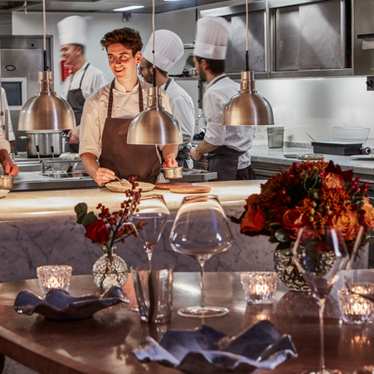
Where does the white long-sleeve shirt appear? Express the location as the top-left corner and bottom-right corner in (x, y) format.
(203, 74), (255, 169)
(162, 79), (195, 143)
(62, 63), (106, 100)
(0, 87), (14, 152)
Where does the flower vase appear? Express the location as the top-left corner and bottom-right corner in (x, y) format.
(273, 245), (335, 292)
(92, 246), (129, 291)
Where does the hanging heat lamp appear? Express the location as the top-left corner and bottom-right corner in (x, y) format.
(127, 0), (182, 145)
(18, 0), (76, 132)
(223, 0), (274, 126)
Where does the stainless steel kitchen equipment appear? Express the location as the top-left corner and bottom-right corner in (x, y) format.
(0, 35), (53, 152)
(162, 166), (183, 180)
(26, 132), (69, 158)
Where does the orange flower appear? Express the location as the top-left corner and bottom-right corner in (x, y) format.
(362, 198), (374, 229)
(332, 209), (360, 241)
(323, 172), (344, 190)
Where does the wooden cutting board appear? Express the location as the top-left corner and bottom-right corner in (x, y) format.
(169, 185), (211, 194)
(155, 182), (193, 190)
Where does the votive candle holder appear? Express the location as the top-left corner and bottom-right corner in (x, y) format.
(338, 284), (374, 325)
(240, 272), (278, 304)
(36, 265), (72, 295)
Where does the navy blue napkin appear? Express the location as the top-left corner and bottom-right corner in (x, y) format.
(133, 320), (297, 373)
(14, 286), (126, 321)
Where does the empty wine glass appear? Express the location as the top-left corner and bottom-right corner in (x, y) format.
(170, 195), (233, 318)
(292, 226), (349, 374)
(132, 195), (170, 269)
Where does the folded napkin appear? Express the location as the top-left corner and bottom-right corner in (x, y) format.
(14, 286), (126, 321)
(133, 320), (297, 373)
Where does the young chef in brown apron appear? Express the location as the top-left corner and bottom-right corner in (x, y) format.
(79, 27), (178, 186)
(191, 17), (255, 181)
(58, 16), (106, 146)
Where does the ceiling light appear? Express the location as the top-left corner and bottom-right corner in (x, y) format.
(18, 0), (75, 132)
(223, 0), (274, 126)
(127, 0), (182, 145)
(113, 5), (144, 11)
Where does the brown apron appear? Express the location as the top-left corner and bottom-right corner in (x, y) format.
(206, 75), (245, 181)
(99, 80), (161, 183)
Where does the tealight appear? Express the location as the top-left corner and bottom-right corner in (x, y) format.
(37, 265), (72, 295)
(338, 285), (374, 325)
(240, 272), (278, 304)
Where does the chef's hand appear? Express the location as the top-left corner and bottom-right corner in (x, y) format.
(94, 167), (116, 186)
(2, 158), (19, 176)
(190, 147), (201, 161)
(68, 128), (79, 144)
(163, 155), (178, 168)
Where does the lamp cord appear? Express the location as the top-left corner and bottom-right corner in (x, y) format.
(245, 0), (249, 71)
(42, 0), (48, 70)
(152, 0), (158, 107)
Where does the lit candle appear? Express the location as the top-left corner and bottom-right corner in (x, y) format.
(241, 272), (277, 304)
(338, 287), (374, 325)
(37, 265), (72, 295)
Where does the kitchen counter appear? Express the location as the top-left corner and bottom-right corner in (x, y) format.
(251, 146), (374, 182)
(0, 180), (256, 220)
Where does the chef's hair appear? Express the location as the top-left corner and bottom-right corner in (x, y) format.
(142, 58), (168, 77)
(101, 27), (143, 56)
(194, 56), (225, 75)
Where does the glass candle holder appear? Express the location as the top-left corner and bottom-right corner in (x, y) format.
(37, 265), (72, 295)
(338, 285), (374, 325)
(240, 272), (278, 304)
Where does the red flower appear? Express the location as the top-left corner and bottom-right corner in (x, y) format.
(85, 219), (109, 245)
(240, 203), (266, 234)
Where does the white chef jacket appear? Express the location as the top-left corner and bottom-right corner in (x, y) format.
(79, 79), (171, 158)
(62, 63), (106, 99)
(203, 74), (255, 170)
(162, 79), (195, 143)
(0, 87), (14, 152)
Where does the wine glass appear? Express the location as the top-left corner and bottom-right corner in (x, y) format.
(292, 226), (349, 374)
(132, 195), (170, 269)
(170, 195), (233, 318)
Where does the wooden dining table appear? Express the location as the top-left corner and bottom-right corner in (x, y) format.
(0, 273), (372, 374)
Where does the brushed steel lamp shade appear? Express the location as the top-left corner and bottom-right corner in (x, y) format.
(223, 71), (274, 126)
(18, 71), (76, 132)
(127, 87), (182, 145)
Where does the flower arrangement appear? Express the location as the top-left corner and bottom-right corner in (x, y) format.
(238, 161), (374, 251)
(74, 178), (144, 255)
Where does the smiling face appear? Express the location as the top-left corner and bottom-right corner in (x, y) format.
(107, 43), (142, 81)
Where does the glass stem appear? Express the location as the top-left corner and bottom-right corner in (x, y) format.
(318, 298), (326, 372)
(198, 258), (206, 309)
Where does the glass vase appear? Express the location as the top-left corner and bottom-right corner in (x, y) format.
(92, 246), (129, 291)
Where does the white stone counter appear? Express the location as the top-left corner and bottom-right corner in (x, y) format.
(0, 180), (261, 221)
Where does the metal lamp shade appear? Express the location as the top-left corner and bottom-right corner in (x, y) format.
(127, 87), (182, 145)
(18, 71), (76, 132)
(224, 71), (274, 126)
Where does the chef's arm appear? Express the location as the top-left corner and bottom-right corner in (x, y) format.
(161, 144), (178, 167)
(191, 140), (218, 160)
(81, 152), (115, 186)
(0, 149), (19, 176)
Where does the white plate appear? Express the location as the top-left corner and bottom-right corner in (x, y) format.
(0, 189), (9, 198)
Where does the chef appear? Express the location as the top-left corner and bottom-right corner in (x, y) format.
(191, 17), (255, 181)
(79, 27), (178, 186)
(0, 111), (18, 176)
(58, 15), (106, 145)
(140, 30), (195, 149)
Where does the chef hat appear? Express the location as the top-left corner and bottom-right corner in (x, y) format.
(142, 30), (184, 73)
(58, 16), (87, 47)
(193, 17), (230, 60)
